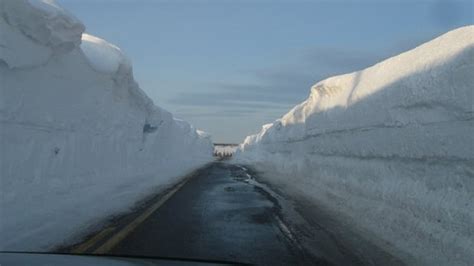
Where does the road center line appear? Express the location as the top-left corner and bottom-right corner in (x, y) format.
(71, 227), (116, 253)
(91, 177), (192, 254)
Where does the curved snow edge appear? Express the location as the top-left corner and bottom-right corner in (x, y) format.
(80, 33), (132, 74)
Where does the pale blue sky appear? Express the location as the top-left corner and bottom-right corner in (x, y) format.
(60, 0), (473, 143)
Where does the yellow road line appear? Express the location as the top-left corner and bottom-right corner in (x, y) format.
(93, 179), (190, 254)
(71, 227), (116, 253)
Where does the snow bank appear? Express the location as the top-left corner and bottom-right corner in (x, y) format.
(0, 0), (213, 251)
(236, 26), (474, 265)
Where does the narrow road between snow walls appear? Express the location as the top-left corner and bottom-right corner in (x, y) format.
(59, 162), (402, 266)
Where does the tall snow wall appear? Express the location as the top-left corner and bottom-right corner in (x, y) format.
(0, 0), (213, 250)
(237, 26), (474, 265)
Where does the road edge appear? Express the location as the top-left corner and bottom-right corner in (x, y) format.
(58, 163), (213, 254)
(92, 178), (191, 254)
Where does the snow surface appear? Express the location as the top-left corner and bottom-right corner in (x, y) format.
(81, 33), (131, 74)
(0, 0), (213, 251)
(236, 26), (474, 265)
(0, 0), (84, 68)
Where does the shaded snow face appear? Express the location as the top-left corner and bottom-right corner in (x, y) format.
(0, 0), (84, 68)
(236, 26), (474, 265)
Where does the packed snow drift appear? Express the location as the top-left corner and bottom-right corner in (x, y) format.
(236, 26), (474, 265)
(0, 0), (213, 251)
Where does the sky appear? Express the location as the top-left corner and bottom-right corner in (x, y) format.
(59, 0), (473, 143)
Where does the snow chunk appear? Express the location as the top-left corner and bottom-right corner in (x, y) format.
(2, 0), (84, 49)
(0, 17), (52, 68)
(81, 33), (131, 74)
(0, 0), (84, 68)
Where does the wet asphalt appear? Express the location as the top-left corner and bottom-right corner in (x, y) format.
(110, 162), (324, 265)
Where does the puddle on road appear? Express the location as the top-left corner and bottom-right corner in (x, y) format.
(230, 165), (254, 183)
(227, 163), (322, 264)
(224, 186), (235, 192)
(230, 164), (306, 227)
(250, 211), (272, 224)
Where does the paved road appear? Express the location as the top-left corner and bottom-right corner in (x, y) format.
(62, 161), (402, 265)
(109, 162), (329, 265)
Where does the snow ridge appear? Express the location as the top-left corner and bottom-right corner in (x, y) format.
(237, 26), (474, 265)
